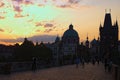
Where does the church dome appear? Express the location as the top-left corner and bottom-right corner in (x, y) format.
(55, 36), (60, 43)
(62, 24), (79, 38)
(91, 38), (99, 47)
(91, 38), (97, 45)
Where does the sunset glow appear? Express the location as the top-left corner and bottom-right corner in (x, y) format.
(0, 0), (120, 45)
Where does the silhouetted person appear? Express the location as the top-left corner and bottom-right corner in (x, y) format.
(108, 60), (112, 73)
(81, 58), (85, 68)
(96, 58), (99, 65)
(75, 57), (80, 68)
(104, 59), (108, 72)
(32, 57), (37, 71)
(92, 58), (95, 65)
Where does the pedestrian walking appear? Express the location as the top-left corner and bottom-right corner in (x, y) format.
(108, 60), (112, 73)
(104, 59), (108, 72)
(92, 58), (95, 65)
(81, 58), (85, 68)
(75, 57), (80, 68)
(32, 57), (37, 71)
(97, 58), (100, 65)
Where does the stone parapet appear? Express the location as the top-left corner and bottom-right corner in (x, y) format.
(112, 64), (120, 80)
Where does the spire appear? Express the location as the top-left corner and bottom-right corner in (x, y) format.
(99, 22), (102, 28)
(36, 41), (38, 46)
(115, 19), (118, 27)
(98, 37), (100, 41)
(55, 35), (60, 43)
(103, 12), (112, 29)
(24, 37), (28, 41)
(94, 36), (95, 39)
(86, 33), (88, 40)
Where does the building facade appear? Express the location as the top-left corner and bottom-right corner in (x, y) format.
(61, 24), (80, 64)
(99, 12), (119, 60)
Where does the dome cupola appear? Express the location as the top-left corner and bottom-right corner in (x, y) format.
(62, 24), (79, 44)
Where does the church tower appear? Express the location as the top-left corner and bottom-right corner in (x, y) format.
(85, 35), (89, 48)
(99, 11), (119, 60)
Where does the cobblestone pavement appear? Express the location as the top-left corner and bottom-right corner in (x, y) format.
(0, 62), (113, 80)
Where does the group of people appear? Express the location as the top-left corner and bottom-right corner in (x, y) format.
(75, 57), (113, 73)
(104, 59), (112, 72)
(75, 56), (100, 68)
(75, 57), (85, 68)
(32, 56), (113, 73)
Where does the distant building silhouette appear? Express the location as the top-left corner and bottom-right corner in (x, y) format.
(90, 38), (99, 58)
(61, 24), (79, 64)
(85, 36), (89, 48)
(21, 38), (34, 47)
(99, 12), (119, 60)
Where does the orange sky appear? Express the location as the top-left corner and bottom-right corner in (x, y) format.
(0, 0), (120, 45)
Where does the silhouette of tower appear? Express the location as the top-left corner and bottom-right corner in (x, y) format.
(55, 35), (60, 43)
(99, 12), (119, 60)
(85, 35), (89, 48)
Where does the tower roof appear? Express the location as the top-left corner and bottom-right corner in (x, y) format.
(55, 35), (60, 43)
(103, 13), (112, 29)
(115, 20), (118, 27)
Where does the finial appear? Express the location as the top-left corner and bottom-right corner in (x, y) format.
(98, 37), (100, 41)
(105, 9), (111, 13)
(116, 16), (118, 22)
(115, 17), (118, 27)
(87, 33), (88, 40)
(100, 21), (101, 25)
(94, 36), (95, 39)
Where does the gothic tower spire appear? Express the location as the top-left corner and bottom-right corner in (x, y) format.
(103, 12), (112, 29)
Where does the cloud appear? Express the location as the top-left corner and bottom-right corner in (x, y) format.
(14, 13), (24, 18)
(52, 0), (81, 8)
(14, 13), (29, 18)
(12, 0), (23, 2)
(38, 4), (45, 7)
(13, 6), (22, 12)
(0, 38), (23, 43)
(0, 2), (5, 8)
(0, 28), (4, 32)
(44, 23), (54, 27)
(28, 35), (57, 43)
(57, 4), (71, 8)
(44, 23), (54, 33)
(35, 22), (54, 27)
(44, 29), (52, 33)
(0, 16), (5, 19)
(24, 0), (33, 5)
(68, 0), (80, 4)
(35, 22), (43, 27)
(52, 0), (94, 9)
(36, 29), (40, 32)
(12, 0), (33, 5)
(0, 35), (57, 44)
(28, 19), (33, 22)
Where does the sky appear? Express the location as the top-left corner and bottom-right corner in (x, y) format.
(0, 0), (120, 45)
